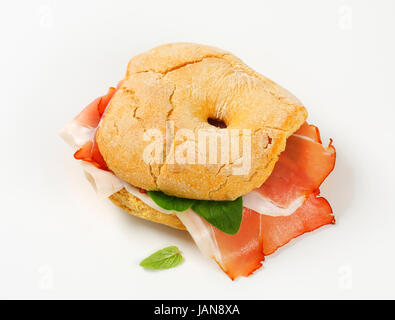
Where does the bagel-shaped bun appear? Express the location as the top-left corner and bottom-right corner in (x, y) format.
(110, 189), (186, 230)
(97, 43), (307, 200)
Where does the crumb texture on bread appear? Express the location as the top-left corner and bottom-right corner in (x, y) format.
(110, 188), (186, 230)
(97, 43), (307, 200)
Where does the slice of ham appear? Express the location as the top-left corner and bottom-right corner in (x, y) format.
(75, 87), (116, 128)
(74, 138), (108, 170)
(213, 208), (265, 279)
(63, 87), (116, 170)
(254, 122), (335, 209)
(179, 123), (336, 279)
(261, 190), (334, 255)
(60, 87), (116, 151)
(177, 207), (264, 280)
(180, 191), (334, 280)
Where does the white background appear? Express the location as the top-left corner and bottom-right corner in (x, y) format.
(0, 0), (394, 299)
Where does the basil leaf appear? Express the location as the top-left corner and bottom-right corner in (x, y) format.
(147, 190), (243, 235)
(140, 246), (183, 270)
(147, 191), (195, 212)
(191, 197), (243, 235)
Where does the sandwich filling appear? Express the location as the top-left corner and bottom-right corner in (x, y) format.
(60, 87), (336, 279)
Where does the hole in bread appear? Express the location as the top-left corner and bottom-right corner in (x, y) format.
(207, 117), (227, 128)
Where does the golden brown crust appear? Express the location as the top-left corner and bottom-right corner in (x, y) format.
(109, 188), (186, 230)
(97, 43), (307, 200)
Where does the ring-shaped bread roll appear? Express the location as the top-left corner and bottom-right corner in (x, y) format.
(97, 43), (307, 200)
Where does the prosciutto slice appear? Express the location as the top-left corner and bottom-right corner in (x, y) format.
(261, 190), (334, 255)
(178, 208), (265, 280)
(74, 138), (108, 170)
(60, 87), (116, 170)
(254, 122), (335, 209)
(179, 191), (334, 280)
(179, 123), (336, 279)
(75, 87), (116, 128)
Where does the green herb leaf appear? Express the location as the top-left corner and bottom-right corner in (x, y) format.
(191, 197), (243, 235)
(147, 190), (243, 235)
(147, 191), (195, 212)
(139, 246), (184, 270)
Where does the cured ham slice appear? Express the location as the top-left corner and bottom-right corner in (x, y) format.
(254, 122), (335, 209)
(74, 138), (108, 170)
(179, 123), (336, 279)
(179, 191), (333, 280)
(177, 208), (264, 280)
(80, 162), (125, 199)
(261, 190), (334, 255)
(213, 208), (265, 279)
(75, 87), (116, 128)
(60, 87), (116, 170)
